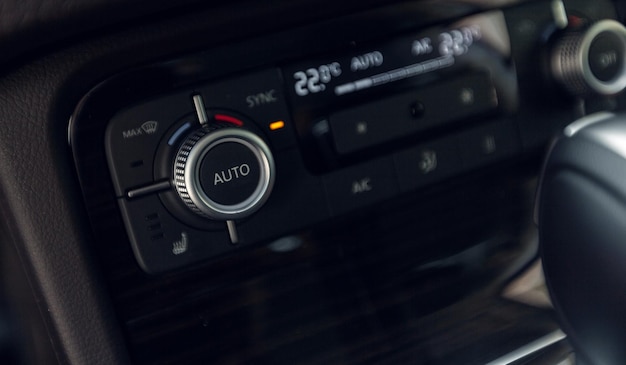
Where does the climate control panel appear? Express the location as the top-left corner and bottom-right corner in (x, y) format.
(71, 0), (626, 273)
(104, 69), (307, 272)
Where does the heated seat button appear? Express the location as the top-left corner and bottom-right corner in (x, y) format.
(323, 157), (399, 216)
(117, 194), (232, 274)
(199, 142), (261, 206)
(394, 138), (461, 192)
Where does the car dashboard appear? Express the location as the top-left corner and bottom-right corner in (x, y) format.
(0, 0), (623, 364)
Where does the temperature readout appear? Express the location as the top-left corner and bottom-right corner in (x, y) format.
(293, 62), (342, 96)
(437, 25), (481, 57)
(288, 18), (487, 98)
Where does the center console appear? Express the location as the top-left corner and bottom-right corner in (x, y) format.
(68, 0), (626, 363)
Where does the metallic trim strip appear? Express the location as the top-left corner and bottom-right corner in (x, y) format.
(193, 94), (209, 126)
(127, 180), (172, 199)
(551, 0), (568, 29)
(226, 220), (239, 244)
(485, 330), (566, 365)
(564, 111), (614, 137)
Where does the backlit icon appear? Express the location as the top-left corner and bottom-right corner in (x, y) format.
(459, 88), (475, 105)
(141, 121), (159, 134)
(172, 232), (189, 255)
(418, 150), (438, 174)
(352, 178), (372, 194)
(482, 135), (496, 154)
(598, 51), (618, 68)
(356, 121), (368, 135)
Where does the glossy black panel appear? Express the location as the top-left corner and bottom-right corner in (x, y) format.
(66, 0), (622, 363)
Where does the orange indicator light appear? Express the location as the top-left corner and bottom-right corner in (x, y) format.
(269, 120), (285, 131)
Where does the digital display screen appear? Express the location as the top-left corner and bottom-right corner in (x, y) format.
(284, 10), (512, 106)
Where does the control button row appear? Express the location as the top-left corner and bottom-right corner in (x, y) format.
(120, 119), (519, 273)
(328, 72), (499, 155)
(322, 120), (520, 216)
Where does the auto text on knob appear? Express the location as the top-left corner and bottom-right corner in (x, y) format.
(214, 164), (251, 185)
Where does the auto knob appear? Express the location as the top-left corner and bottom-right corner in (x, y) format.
(173, 125), (275, 221)
(551, 19), (626, 96)
(537, 112), (626, 365)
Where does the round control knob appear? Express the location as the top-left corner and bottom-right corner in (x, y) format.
(173, 126), (275, 220)
(551, 19), (626, 96)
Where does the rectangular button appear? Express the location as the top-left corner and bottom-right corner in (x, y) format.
(199, 68), (298, 151)
(394, 137), (461, 192)
(323, 157), (399, 216)
(118, 195), (232, 274)
(329, 72), (498, 155)
(458, 119), (521, 169)
(238, 150), (330, 240)
(106, 94), (191, 197)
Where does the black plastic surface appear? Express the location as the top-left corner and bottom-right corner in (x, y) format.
(458, 119), (521, 169)
(85, 5), (530, 274)
(0, 0), (448, 363)
(323, 156), (399, 216)
(106, 94), (190, 197)
(119, 194), (233, 273)
(539, 113), (626, 365)
(0, 0), (618, 364)
(329, 73), (499, 155)
(394, 137), (461, 192)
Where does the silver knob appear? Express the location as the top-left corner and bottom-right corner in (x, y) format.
(173, 127), (275, 220)
(551, 19), (626, 96)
